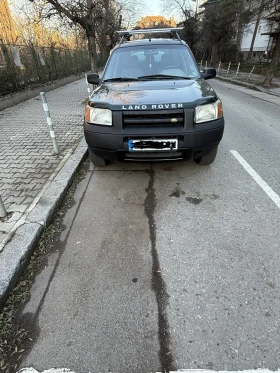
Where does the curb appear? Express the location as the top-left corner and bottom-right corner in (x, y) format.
(216, 75), (263, 92)
(0, 73), (86, 111)
(17, 369), (280, 373)
(0, 137), (88, 309)
(215, 76), (280, 97)
(0, 69), (105, 112)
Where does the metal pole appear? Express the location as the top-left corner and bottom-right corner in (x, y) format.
(205, 60), (208, 68)
(0, 196), (7, 218)
(247, 65), (255, 82)
(85, 73), (91, 98)
(235, 62), (240, 78)
(40, 92), (59, 154)
(226, 61), (231, 77)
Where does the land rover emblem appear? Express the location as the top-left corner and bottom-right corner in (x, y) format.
(121, 103), (183, 110)
(170, 118), (178, 123)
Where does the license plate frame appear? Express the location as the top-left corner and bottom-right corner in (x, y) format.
(128, 139), (178, 152)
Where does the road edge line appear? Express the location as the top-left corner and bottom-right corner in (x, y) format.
(230, 150), (280, 209)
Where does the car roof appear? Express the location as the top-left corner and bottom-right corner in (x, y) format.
(112, 38), (188, 52)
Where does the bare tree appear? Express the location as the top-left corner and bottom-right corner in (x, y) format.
(200, 0), (239, 66)
(28, 0), (143, 71)
(162, 0), (279, 84)
(246, 0), (280, 86)
(160, 0), (203, 56)
(179, 9), (202, 53)
(247, 0), (265, 61)
(235, 0), (253, 62)
(0, 0), (19, 43)
(160, 0), (193, 19)
(162, 0), (247, 64)
(262, 0), (280, 86)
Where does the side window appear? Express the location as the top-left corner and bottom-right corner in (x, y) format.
(183, 52), (198, 77)
(114, 53), (125, 76)
(105, 52), (119, 78)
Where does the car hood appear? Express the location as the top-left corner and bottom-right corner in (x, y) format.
(89, 78), (218, 110)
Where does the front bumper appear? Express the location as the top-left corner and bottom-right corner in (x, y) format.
(84, 117), (224, 162)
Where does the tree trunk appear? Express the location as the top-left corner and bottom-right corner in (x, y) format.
(263, 33), (280, 87)
(211, 43), (218, 67)
(86, 0), (98, 72)
(247, 0), (264, 61)
(236, 1), (245, 62)
(236, 26), (242, 62)
(87, 34), (98, 71)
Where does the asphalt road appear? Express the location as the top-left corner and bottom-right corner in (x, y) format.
(20, 80), (280, 373)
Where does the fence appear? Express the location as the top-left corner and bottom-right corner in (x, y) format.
(199, 60), (280, 78)
(0, 44), (107, 97)
(217, 62), (279, 77)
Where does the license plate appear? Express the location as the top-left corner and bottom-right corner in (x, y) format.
(128, 139), (178, 152)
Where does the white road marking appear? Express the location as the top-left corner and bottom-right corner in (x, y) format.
(230, 150), (280, 209)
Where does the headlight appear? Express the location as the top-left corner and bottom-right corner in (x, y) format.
(195, 99), (223, 123)
(85, 106), (112, 126)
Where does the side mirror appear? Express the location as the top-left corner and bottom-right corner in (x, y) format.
(87, 73), (100, 85)
(200, 67), (216, 80)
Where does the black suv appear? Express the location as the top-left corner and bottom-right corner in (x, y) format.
(84, 28), (224, 166)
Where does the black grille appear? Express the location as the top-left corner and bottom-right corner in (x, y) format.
(123, 109), (184, 128)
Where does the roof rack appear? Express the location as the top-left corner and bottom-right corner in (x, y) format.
(116, 27), (184, 43)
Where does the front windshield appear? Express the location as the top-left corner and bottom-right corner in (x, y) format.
(103, 44), (200, 81)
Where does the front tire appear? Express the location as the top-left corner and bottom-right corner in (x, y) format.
(88, 148), (107, 167)
(195, 146), (218, 165)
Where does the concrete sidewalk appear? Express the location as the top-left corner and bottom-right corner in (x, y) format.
(216, 68), (280, 96)
(0, 77), (89, 306)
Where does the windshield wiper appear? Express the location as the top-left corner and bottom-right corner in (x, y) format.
(103, 75), (195, 82)
(103, 77), (140, 82)
(138, 74), (194, 80)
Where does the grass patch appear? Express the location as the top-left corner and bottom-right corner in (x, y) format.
(0, 158), (89, 373)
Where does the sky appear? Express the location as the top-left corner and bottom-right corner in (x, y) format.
(145, 0), (164, 15)
(142, 0), (193, 22)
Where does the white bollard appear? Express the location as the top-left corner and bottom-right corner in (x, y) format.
(235, 62), (240, 78)
(226, 61), (231, 76)
(85, 73), (91, 99)
(40, 92), (59, 154)
(217, 61), (221, 74)
(247, 66), (255, 81)
(0, 196), (7, 218)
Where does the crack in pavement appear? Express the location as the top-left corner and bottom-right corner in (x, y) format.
(144, 166), (176, 373)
